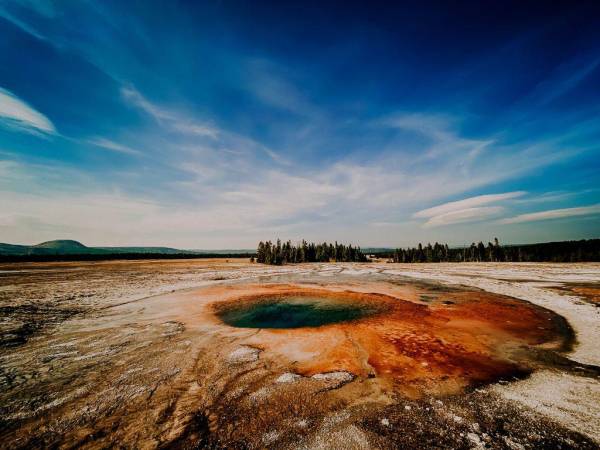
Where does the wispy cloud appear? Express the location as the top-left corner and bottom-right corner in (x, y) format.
(0, 160), (22, 179)
(500, 204), (600, 224)
(2, 104), (591, 246)
(0, 87), (56, 135)
(171, 122), (219, 138)
(120, 84), (296, 170)
(245, 59), (318, 117)
(529, 55), (600, 106)
(87, 137), (142, 156)
(263, 148), (291, 166)
(0, 7), (48, 40)
(413, 192), (526, 218)
(413, 192), (526, 229)
(121, 86), (172, 121)
(383, 113), (494, 163)
(512, 190), (581, 205)
(121, 86), (219, 138)
(384, 113), (457, 141)
(422, 206), (504, 228)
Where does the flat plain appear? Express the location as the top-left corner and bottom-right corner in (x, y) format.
(1, 260), (599, 449)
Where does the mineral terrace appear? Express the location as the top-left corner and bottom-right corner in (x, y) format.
(0, 260), (599, 449)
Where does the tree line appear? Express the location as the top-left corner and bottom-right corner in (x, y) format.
(390, 238), (502, 263)
(254, 238), (600, 264)
(388, 238), (600, 263)
(256, 240), (368, 265)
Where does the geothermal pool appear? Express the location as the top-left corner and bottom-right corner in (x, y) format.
(216, 294), (381, 328)
(208, 283), (577, 402)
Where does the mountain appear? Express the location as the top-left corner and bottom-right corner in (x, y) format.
(0, 240), (191, 256)
(0, 240), (103, 256)
(33, 240), (90, 252)
(0, 243), (31, 256)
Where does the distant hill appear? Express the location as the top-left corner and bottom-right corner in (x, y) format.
(34, 239), (87, 250)
(0, 240), (190, 256)
(0, 243), (28, 255)
(34, 240), (95, 252)
(0, 240), (104, 256)
(0, 240), (254, 260)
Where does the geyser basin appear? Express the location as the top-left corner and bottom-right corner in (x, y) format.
(217, 295), (380, 328)
(210, 285), (573, 397)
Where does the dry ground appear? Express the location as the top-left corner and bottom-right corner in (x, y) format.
(0, 260), (599, 449)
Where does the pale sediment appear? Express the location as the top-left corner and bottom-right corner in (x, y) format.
(0, 260), (598, 448)
(382, 262), (600, 443)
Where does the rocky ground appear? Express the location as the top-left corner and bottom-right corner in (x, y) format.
(0, 260), (598, 449)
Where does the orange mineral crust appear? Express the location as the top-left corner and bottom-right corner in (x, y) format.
(554, 284), (600, 306)
(206, 283), (569, 397)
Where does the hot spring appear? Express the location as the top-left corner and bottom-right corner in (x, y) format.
(216, 294), (381, 329)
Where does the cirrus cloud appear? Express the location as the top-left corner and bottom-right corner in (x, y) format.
(500, 204), (600, 224)
(413, 191), (526, 228)
(413, 191), (526, 219)
(422, 206), (504, 228)
(121, 86), (219, 139)
(87, 137), (142, 156)
(0, 87), (56, 135)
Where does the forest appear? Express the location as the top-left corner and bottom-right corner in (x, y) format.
(388, 238), (600, 263)
(256, 238), (600, 264)
(256, 240), (367, 265)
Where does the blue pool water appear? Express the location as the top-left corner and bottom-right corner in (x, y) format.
(217, 296), (378, 329)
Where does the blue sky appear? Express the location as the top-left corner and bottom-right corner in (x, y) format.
(0, 0), (599, 248)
